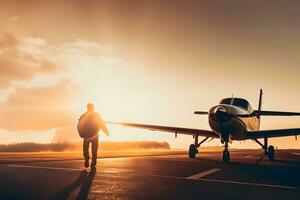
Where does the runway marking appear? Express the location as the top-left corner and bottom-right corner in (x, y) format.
(291, 153), (300, 156)
(245, 153), (262, 158)
(8, 164), (83, 171)
(150, 175), (298, 190)
(8, 164), (120, 173)
(198, 178), (298, 190)
(187, 168), (220, 180)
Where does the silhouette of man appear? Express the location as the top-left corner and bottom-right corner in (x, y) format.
(77, 103), (109, 170)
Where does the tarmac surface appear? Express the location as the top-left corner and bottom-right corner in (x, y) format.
(0, 149), (300, 200)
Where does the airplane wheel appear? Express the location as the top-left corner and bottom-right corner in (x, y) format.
(268, 145), (275, 161)
(222, 150), (230, 162)
(189, 144), (197, 158)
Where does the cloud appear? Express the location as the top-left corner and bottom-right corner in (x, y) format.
(0, 34), (62, 89)
(10, 16), (20, 21)
(56, 39), (120, 67)
(52, 127), (80, 143)
(0, 80), (80, 131)
(0, 34), (120, 137)
(0, 128), (54, 144)
(0, 34), (120, 92)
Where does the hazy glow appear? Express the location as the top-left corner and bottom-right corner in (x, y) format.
(1, 1), (300, 149)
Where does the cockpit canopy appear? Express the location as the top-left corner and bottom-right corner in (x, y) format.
(220, 98), (253, 112)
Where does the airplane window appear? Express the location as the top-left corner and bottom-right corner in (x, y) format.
(220, 98), (231, 105)
(220, 98), (250, 110)
(233, 99), (249, 110)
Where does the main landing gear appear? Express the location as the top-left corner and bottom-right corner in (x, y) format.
(188, 135), (210, 158)
(189, 144), (198, 158)
(253, 137), (275, 161)
(267, 145), (275, 161)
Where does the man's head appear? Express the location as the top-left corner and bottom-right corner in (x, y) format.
(87, 103), (94, 112)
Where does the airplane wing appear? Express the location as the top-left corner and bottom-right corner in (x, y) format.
(107, 122), (219, 138)
(255, 110), (300, 116)
(247, 128), (300, 139)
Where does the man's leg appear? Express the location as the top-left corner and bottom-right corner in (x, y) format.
(83, 139), (90, 168)
(91, 135), (99, 169)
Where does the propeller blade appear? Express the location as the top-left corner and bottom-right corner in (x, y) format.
(194, 111), (208, 115)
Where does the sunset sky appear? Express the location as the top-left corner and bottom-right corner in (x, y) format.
(1, 0), (300, 149)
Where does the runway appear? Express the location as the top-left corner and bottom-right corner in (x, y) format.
(0, 149), (300, 200)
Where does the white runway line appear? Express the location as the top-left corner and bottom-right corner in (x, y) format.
(199, 178), (298, 190)
(245, 153), (263, 158)
(8, 164), (83, 171)
(291, 153), (300, 156)
(187, 168), (220, 180)
(150, 175), (298, 190)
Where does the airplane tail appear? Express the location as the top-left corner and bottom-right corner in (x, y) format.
(255, 89), (300, 118)
(258, 89), (263, 128)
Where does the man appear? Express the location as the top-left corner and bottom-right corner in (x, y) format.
(77, 103), (109, 170)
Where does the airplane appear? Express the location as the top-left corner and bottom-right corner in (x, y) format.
(108, 90), (300, 162)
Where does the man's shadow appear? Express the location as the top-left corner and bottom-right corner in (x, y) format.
(51, 169), (96, 200)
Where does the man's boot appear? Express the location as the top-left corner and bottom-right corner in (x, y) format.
(84, 159), (89, 168)
(91, 157), (97, 170)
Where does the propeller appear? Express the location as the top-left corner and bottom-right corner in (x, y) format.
(194, 111), (208, 115)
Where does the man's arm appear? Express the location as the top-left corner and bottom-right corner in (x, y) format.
(96, 114), (110, 136)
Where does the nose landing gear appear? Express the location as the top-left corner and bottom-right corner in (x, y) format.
(221, 132), (231, 162)
(222, 141), (230, 162)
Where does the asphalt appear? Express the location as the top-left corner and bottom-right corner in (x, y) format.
(0, 149), (300, 200)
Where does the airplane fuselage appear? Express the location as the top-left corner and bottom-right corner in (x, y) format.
(208, 99), (260, 141)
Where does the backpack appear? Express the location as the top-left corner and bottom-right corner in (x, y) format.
(77, 112), (101, 138)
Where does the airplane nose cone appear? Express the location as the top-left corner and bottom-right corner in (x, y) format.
(213, 106), (230, 122)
